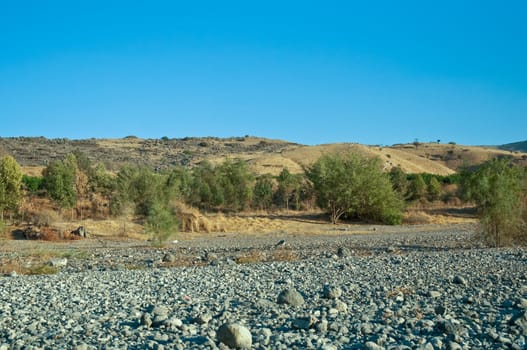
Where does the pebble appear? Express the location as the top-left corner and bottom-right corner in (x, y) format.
(0, 228), (525, 349)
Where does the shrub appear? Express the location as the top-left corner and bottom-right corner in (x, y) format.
(145, 202), (178, 245)
(306, 153), (404, 224)
(22, 175), (43, 195)
(460, 158), (526, 246)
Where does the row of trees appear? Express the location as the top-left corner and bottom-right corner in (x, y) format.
(3, 152), (459, 226)
(1, 151), (525, 246)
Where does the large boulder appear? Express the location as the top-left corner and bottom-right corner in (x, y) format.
(277, 288), (305, 307)
(217, 323), (252, 349)
(71, 226), (88, 238)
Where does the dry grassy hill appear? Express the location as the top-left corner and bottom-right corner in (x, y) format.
(1, 136), (526, 177)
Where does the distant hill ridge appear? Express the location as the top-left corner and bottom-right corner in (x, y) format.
(499, 140), (527, 153)
(0, 136), (525, 176)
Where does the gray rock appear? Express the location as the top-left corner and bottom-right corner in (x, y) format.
(435, 304), (446, 316)
(428, 290), (441, 298)
(337, 246), (350, 258)
(364, 341), (383, 350)
(217, 323), (252, 349)
(323, 284), (342, 299)
(71, 226), (88, 238)
(49, 258), (68, 267)
(195, 313), (213, 324)
(452, 275), (467, 286)
(141, 313), (152, 328)
(277, 288), (305, 307)
(510, 310), (527, 335)
(292, 315), (317, 330)
(162, 253), (176, 263)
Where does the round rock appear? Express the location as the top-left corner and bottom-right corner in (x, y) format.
(217, 323), (252, 349)
(323, 284), (342, 299)
(277, 288), (305, 307)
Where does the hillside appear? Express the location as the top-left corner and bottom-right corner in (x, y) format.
(1, 136), (526, 176)
(499, 140), (527, 153)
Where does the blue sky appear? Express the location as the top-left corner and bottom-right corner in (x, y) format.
(1, 1), (525, 146)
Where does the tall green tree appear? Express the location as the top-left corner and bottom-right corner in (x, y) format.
(276, 168), (302, 210)
(215, 159), (254, 211)
(460, 158), (526, 246)
(389, 166), (409, 198)
(306, 153), (404, 224)
(112, 165), (166, 216)
(427, 176), (442, 201)
(42, 155), (77, 210)
(408, 174), (427, 202)
(0, 156), (23, 220)
(253, 174), (275, 210)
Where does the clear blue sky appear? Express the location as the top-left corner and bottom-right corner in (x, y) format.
(1, 1), (525, 146)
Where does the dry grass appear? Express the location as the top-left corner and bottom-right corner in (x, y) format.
(234, 248), (298, 264)
(235, 250), (266, 264)
(271, 248), (298, 262)
(0, 247), (88, 275)
(21, 166), (45, 176)
(173, 202), (225, 233)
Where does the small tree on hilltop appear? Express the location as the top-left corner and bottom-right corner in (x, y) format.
(306, 153), (404, 224)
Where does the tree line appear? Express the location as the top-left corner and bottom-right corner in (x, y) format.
(0, 151), (525, 246)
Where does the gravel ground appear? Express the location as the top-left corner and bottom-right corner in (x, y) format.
(1, 224), (527, 349)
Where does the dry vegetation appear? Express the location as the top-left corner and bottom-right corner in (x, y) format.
(2, 136), (523, 247)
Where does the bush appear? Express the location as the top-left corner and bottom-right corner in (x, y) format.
(460, 158), (526, 246)
(145, 202), (178, 245)
(306, 153), (404, 224)
(22, 175), (43, 195)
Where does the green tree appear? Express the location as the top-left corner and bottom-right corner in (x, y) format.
(112, 166), (166, 216)
(22, 175), (43, 195)
(427, 176), (442, 201)
(306, 153), (404, 224)
(460, 158), (526, 246)
(42, 156), (77, 210)
(145, 201), (178, 245)
(389, 166), (409, 198)
(0, 156), (23, 220)
(276, 168), (302, 210)
(408, 174), (427, 202)
(253, 174), (275, 210)
(215, 159), (254, 211)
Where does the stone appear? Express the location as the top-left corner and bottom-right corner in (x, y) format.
(323, 284), (342, 299)
(435, 304), (446, 316)
(292, 315), (317, 330)
(162, 253), (176, 263)
(453, 275), (467, 286)
(277, 288), (305, 307)
(195, 313), (213, 324)
(334, 300), (348, 313)
(364, 341), (383, 350)
(509, 310), (527, 335)
(71, 226), (88, 238)
(141, 313), (152, 328)
(217, 323), (252, 349)
(49, 258), (68, 267)
(447, 341), (462, 350)
(428, 290), (441, 298)
(337, 246), (350, 258)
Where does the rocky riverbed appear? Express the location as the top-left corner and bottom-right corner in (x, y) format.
(1, 224), (527, 349)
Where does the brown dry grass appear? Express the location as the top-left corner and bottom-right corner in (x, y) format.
(21, 166), (45, 176)
(234, 248), (298, 264)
